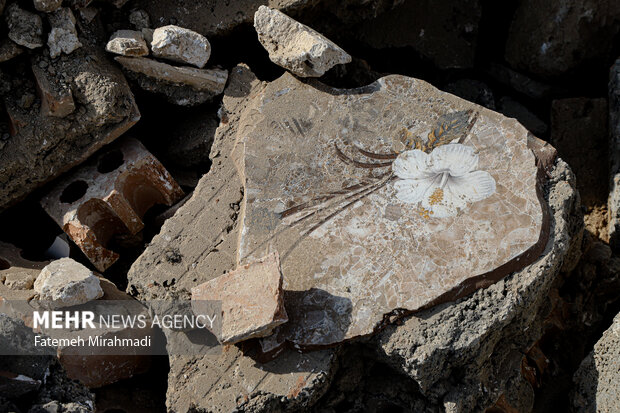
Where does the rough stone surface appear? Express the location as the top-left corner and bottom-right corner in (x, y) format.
(610, 58), (620, 250)
(6, 3), (44, 49)
(33, 0), (63, 12)
(32, 64), (75, 118)
(105, 30), (149, 57)
(40, 138), (184, 272)
(34, 258), (104, 308)
(0, 314), (95, 411)
(0, 44), (140, 212)
(115, 56), (228, 106)
(151, 25), (211, 68)
(129, 65), (338, 412)
(551, 97), (609, 208)
(370, 157), (582, 412)
(353, 0), (481, 69)
(0, 39), (23, 63)
(505, 0), (620, 77)
(55, 278), (152, 388)
(254, 6), (351, 77)
(233, 72), (548, 348)
(1, 268), (152, 389)
(47, 7), (82, 59)
(0, 241), (48, 292)
(192, 252), (288, 344)
(572, 311), (620, 412)
(129, 9), (150, 30)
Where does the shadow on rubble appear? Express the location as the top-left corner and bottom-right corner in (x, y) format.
(240, 288), (353, 371)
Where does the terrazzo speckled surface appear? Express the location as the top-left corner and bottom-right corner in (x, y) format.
(232, 73), (547, 349)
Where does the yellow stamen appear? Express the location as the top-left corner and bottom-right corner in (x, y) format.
(428, 188), (444, 205)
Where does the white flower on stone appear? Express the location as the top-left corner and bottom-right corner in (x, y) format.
(392, 143), (496, 218)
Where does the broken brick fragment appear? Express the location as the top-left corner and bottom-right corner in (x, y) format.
(40, 138), (184, 272)
(191, 252), (288, 344)
(32, 64), (75, 118)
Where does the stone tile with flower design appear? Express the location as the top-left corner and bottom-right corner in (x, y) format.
(232, 72), (550, 350)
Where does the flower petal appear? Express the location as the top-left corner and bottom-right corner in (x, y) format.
(394, 179), (430, 204)
(447, 171), (497, 203)
(393, 150), (432, 179)
(420, 179), (466, 218)
(428, 144), (478, 176)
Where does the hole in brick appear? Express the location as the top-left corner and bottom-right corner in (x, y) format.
(0, 258), (10, 270)
(97, 149), (124, 174)
(60, 180), (88, 203)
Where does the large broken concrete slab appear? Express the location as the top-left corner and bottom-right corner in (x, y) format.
(370, 157), (582, 412)
(572, 311), (620, 413)
(0, 43), (140, 212)
(232, 72), (549, 349)
(128, 65), (338, 411)
(115, 56), (227, 106)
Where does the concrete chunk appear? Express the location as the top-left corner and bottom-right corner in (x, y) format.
(151, 25), (211, 68)
(106, 30), (149, 57)
(47, 7), (82, 58)
(254, 6), (351, 77)
(33, 0), (62, 13)
(5, 3), (44, 49)
(0, 43), (140, 212)
(34, 258), (104, 309)
(572, 311), (620, 412)
(32, 64), (75, 118)
(192, 252), (288, 344)
(114, 56), (227, 106)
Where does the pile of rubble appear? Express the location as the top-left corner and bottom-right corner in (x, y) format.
(0, 1), (619, 413)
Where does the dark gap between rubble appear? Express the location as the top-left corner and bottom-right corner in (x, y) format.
(93, 354), (170, 413)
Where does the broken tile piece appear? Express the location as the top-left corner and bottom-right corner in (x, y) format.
(233, 72), (549, 348)
(191, 252), (288, 344)
(34, 257), (103, 309)
(5, 3), (44, 49)
(106, 30), (149, 57)
(40, 138), (184, 272)
(47, 7), (82, 58)
(254, 5), (351, 77)
(114, 56), (227, 106)
(151, 25), (211, 68)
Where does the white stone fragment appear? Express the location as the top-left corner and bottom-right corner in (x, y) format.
(151, 25), (211, 68)
(34, 258), (103, 309)
(47, 8), (82, 58)
(106, 30), (149, 57)
(253, 5), (351, 77)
